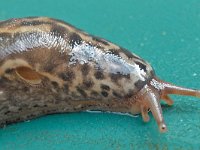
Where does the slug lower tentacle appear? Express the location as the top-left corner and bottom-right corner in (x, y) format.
(0, 17), (200, 133)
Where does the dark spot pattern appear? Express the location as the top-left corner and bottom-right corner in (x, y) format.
(101, 91), (108, 97)
(76, 86), (87, 97)
(100, 84), (110, 91)
(120, 47), (143, 60)
(69, 33), (82, 47)
(51, 24), (68, 37)
(81, 63), (90, 76)
(92, 36), (109, 45)
(94, 71), (104, 80)
(51, 81), (59, 87)
(135, 61), (147, 72)
(120, 47), (135, 58)
(112, 91), (123, 99)
(83, 80), (94, 89)
(5, 68), (14, 74)
(107, 49), (120, 57)
(134, 80), (146, 90)
(59, 71), (75, 81)
(110, 73), (130, 82)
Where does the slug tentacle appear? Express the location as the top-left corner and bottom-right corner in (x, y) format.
(136, 81), (167, 132)
(138, 77), (200, 132)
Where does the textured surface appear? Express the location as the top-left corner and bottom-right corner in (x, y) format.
(0, 0), (200, 149)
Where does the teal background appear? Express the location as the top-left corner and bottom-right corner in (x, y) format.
(0, 0), (200, 149)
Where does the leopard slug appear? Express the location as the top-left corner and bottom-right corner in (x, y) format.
(0, 17), (199, 132)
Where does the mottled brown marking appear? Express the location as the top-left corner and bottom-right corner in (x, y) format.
(83, 80), (94, 89)
(69, 32), (82, 47)
(134, 80), (146, 90)
(108, 49), (120, 57)
(58, 71), (75, 81)
(112, 91), (123, 99)
(119, 47), (142, 60)
(94, 71), (104, 80)
(5, 68), (14, 74)
(110, 73), (130, 83)
(51, 81), (59, 87)
(76, 86), (87, 97)
(101, 91), (108, 97)
(51, 24), (68, 37)
(92, 36), (109, 46)
(135, 61), (147, 72)
(81, 63), (90, 76)
(100, 84), (110, 91)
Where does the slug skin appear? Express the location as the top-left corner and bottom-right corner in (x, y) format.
(0, 17), (200, 133)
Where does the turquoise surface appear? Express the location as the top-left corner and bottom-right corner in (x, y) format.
(0, 0), (200, 149)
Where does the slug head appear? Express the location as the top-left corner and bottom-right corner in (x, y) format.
(137, 77), (200, 133)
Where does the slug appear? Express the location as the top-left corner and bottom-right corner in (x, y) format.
(0, 17), (199, 133)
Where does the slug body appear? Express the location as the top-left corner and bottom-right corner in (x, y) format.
(0, 17), (199, 132)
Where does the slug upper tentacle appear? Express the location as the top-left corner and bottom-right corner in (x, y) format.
(0, 17), (200, 133)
